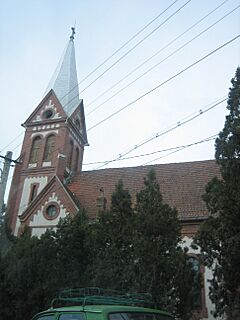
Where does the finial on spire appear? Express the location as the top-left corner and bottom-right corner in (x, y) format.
(70, 27), (75, 40)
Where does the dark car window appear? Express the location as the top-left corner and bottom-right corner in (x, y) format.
(59, 313), (85, 320)
(109, 313), (172, 320)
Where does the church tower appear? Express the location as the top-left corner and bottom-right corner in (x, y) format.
(7, 28), (88, 236)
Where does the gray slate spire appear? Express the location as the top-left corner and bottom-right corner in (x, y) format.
(45, 28), (80, 116)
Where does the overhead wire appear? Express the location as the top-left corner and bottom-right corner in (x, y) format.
(79, 0), (192, 94)
(62, 0), (237, 115)
(58, 0), (193, 112)
(4, 97), (227, 188)
(56, 0), (187, 105)
(141, 135), (217, 166)
(78, 0), (181, 85)
(87, 34), (240, 132)
(93, 96), (227, 169)
(5, 29), (235, 173)
(0, 0), (188, 154)
(2, 3), (238, 218)
(1, 31), (237, 169)
(83, 134), (218, 166)
(1, 4), (236, 170)
(6, 96), (226, 181)
(8, 132), (218, 216)
(4, 0), (236, 155)
(86, 0), (235, 115)
(0, 131), (24, 154)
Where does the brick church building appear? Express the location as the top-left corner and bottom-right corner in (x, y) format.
(7, 30), (220, 319)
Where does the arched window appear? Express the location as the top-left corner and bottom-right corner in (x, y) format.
(188, 256), (202, 308)
(68, 140), (74, 169)
(43, 134), (55, 161)
(29, 183), (39, 203)
(75, 119), (80, 129)
(74, 147), (79, 172)
(29, 136), (42, 163)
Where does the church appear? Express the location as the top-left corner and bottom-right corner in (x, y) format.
(7, 29), (220, 319)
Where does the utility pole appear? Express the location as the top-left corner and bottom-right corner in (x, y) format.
(0, 151), (13, 219)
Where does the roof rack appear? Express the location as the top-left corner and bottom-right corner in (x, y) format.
(51, 287), (153, 308)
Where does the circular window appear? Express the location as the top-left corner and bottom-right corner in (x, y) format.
(44, 109), (54, 119)
(45, 204), (59, 220)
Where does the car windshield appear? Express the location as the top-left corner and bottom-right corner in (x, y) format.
(109, 313), (172, 320)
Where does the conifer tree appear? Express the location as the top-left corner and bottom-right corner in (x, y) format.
(195, 67), (240, 319)
(92, 180), (135, 290)
(134, 169), (194, 319)
(54, 209), (91, 288)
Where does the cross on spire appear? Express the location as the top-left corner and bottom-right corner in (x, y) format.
(70, 27), (75, 40)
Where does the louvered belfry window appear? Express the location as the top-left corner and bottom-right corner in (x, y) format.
(43, 135), (55, 161)
(68, 140), (74, 169)
(29, 136), (42, 163)
(74, 147), (79, 172)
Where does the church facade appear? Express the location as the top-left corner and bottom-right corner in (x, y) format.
(7, 30), (220, 319)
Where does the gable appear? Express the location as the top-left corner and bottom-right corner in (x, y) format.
(69, 160), (221, 220)
(19, 175), (79, 236)
(68, 100), (88, 145)
(23, 90), (68, 126)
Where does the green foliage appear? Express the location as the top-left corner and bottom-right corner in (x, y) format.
(0, 174), (195, 320)
(0, 217), (15, 257)
(90, 180), (135, 290)
(134, 169), (194, 319)
(54, 209), (91, 288)
(0, 210), (91, 320)
(195, 67), (240, 319)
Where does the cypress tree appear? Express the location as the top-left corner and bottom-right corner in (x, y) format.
(134, 169), (194, 319)
(92, 180), (135, 290)
(195, 67), (240, 319)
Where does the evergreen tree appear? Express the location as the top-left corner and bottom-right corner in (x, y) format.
(1, 229), (45, 320)
(195, 67), (240, 319)
(134, 169), (194, 319)
(0, 217), (14, 257)
(54, 209), (91, 288)
(0, 210), (91, 320)
(91, 180), (135, 290)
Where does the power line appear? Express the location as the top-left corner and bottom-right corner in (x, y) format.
(0, 0), (197, 153)
(3, 8), (236, 166)
(79, 0), (192, 94)
(5, 96), (226, 185)
(9, 133), (218, 216)
(57, 0), (188, 107)
(86, 0), (234, 115)
(93, 96), (227, 169)
(2, 29), (235, 167)
(5, 1), (193, 155)
(0, 131), (24, 154)
(87, 34), (240, 132)
(6, 96), (226, 180)
(4, 95), (226, 210)
(83, 134), (217, 166)
(0, 0), (233, 154)
(141, 135), (217, 166)
(0, 2), (182, 154)
(78, 0), (181, 85)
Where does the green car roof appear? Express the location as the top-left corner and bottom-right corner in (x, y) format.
(34, 304), (172, 318)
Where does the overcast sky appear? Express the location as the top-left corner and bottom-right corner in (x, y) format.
(0, 0), (240, 196)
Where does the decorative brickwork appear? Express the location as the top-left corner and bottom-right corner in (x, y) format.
(7, 89), (87, 236)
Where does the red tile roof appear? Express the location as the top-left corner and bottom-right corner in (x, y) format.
(69, 160), (220, 220)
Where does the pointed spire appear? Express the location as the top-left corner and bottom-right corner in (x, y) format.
(45, 27), (80, 116)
